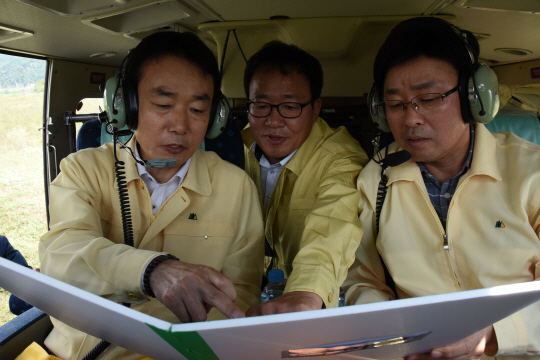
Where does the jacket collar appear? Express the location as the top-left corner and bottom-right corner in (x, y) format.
(466, 123), (502, 181)
(116, 136), (141, 189)
(386, 123), (501, 185)
(181, 149), (212, 196)
(116, 137), (212, 196)
(284, 118), (325, 176)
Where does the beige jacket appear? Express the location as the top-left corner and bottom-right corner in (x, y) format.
(39, 139), (264, 360)
(243, 118), (368, 308)
(345, 124), (540, 360)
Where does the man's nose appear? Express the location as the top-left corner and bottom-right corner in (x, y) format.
(169, 107), (188, 133)
(265, 106), (286, 127)
(402, 101), (423, 127)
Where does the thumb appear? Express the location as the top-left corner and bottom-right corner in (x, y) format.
(432, 329), (488, 359)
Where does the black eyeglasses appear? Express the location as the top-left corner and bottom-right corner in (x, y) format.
(376, 86), (459, 119)
(246, 100), (312, 119)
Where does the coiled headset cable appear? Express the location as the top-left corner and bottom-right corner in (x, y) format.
(82, 127), (135, 360)
(113, 130), (135, 247)
(374, 150), (411, 300)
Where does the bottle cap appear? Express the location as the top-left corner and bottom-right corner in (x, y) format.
(268, 269), (284, 283)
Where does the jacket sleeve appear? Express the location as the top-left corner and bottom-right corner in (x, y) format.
(39, 155), (161, 305)
(285, 151), (366, 308)
(208, 174), (264, 319)
(0, 235), (31, 268)
(492, 196), (540, 357)
(342, 167), (396, 305)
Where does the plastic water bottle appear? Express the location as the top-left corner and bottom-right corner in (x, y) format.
(339, 287), (345, 307)
(261, 269), (287, 303)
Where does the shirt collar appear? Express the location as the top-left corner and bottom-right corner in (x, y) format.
(252, 142), (298, 169)
(243, 118), (324, 176)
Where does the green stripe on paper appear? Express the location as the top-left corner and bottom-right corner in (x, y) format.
(147, 324), (220, 360)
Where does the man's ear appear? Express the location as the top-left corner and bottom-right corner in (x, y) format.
(312, 98), (322, 123)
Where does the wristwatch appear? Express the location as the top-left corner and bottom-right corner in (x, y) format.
(142, 254), (179, 298)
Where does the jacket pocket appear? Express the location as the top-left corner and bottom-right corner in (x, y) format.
(162, 223), (235, 269)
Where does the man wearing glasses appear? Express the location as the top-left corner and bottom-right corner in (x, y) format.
(242, 41), (368, 315)
(345, 17), (540, 360)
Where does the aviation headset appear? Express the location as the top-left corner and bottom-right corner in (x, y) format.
(369, 18), (499, 133)
(103, 33), (229, 139)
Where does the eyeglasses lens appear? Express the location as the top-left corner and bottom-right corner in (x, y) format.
(248, 102), (303, 118)
(382, 93), (444, 118)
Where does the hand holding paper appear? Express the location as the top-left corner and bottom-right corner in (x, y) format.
(405, 326), (498, 360)
(149, 259), (245, 323)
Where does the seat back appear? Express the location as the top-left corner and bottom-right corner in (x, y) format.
(485, 113), (540, 145)
(76, 119), (102, 151)
(204, 118), (245, 169)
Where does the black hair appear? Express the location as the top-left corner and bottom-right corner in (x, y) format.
(243, 41), (323, 102)
(373, 17), (480, 122)
(124, 31), (220, 101)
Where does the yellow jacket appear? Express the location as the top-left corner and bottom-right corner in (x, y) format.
(345, 124), (540, 360)
(243, 118), (368, 308)
(39, 139), (264, 360)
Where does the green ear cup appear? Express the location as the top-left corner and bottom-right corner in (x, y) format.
(103, 77), (127, 129)
(368, 85), (392, 133)
(206, 95), (230, 139)
(469, 63), (500, 124)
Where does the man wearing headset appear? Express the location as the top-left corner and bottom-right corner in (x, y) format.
(39, 32), (264, 360)
(242, 41), (368, 315)
(344, 17), (540, 360)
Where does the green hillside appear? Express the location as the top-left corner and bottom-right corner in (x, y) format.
(0, 53), (46, 89)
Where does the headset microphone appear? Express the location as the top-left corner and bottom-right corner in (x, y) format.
(379, 150), (412, 169)
(113, 136), (178, 171)
(97, 109), (177, 171)
(143, 158), (176, 171)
